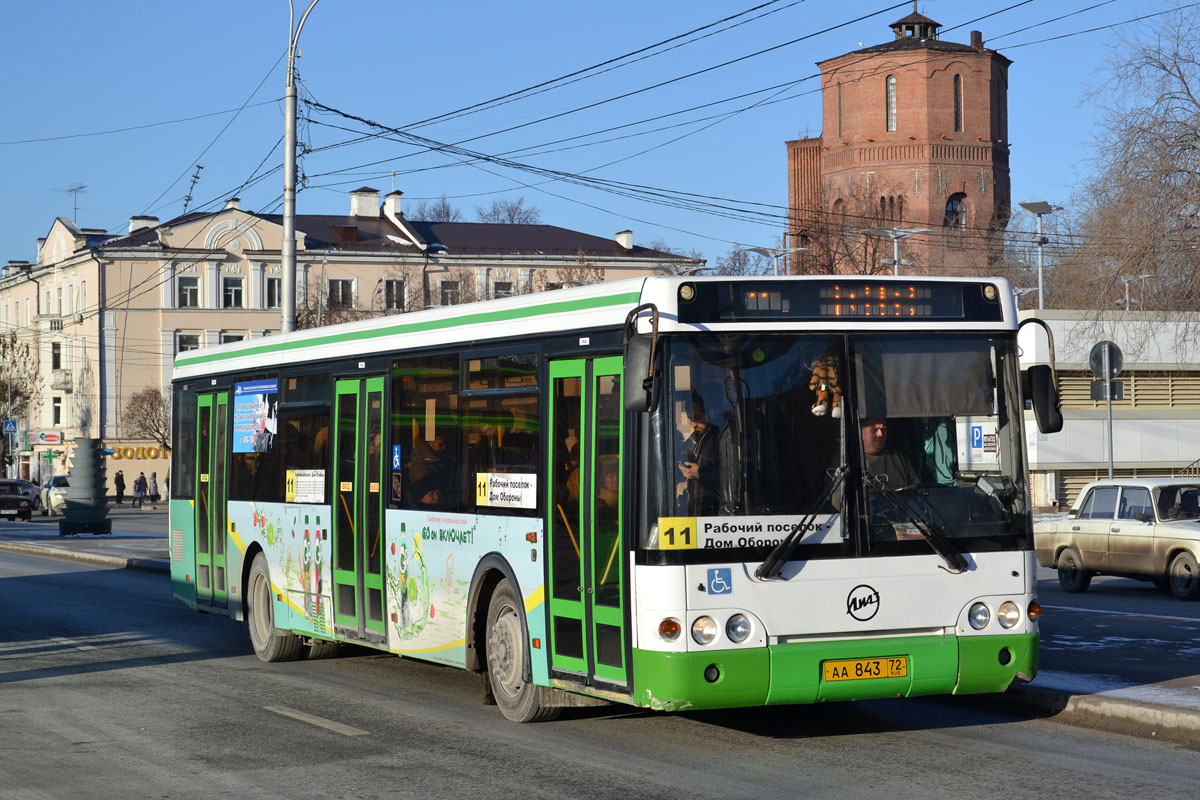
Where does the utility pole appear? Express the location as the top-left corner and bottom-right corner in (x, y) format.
(282, 1), (322, 334)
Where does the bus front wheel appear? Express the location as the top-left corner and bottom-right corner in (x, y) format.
(485, 579), (559, 723)
(248, 552), (302, 662)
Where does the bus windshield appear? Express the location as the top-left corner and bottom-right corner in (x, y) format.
(652, 332), (1029, 556)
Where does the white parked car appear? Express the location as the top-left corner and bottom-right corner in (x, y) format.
(1035, 478), (1200, 600)
(39, 475), (69, 516)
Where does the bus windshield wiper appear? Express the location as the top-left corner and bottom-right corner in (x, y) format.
(869, 477), (969, 574)
(755, 466), (847, 581)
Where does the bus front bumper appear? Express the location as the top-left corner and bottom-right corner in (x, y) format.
(631, 632), (1037, 712)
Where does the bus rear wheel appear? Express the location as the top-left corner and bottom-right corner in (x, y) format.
(248, 552), (302, 662)
(485, 579), (559, 723)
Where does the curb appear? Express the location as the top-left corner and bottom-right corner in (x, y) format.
(0, 540), (170, 574)
(974, 685), (1200, 749)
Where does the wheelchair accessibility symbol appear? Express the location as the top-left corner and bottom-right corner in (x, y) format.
(707, 567), (733, 595)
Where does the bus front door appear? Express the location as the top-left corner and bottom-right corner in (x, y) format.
(195, 392), (229, 608)
(547, 357), (628, 688)
(331, 377), (387, 643)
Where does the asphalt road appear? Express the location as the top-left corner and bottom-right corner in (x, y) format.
(3, 550), (1200, 800)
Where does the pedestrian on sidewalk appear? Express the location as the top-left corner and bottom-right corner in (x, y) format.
(133, 472), (146, 508)
(149, 472), (159, 505)
(114, 470), (126, 505)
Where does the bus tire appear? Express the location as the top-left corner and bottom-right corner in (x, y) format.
(1056, 548), (1091, 593)
(247, 552), (302, 662)
(485, 579), (559, 723)
(305, 639), (341, 660)
(1168, 551), (1200, 601)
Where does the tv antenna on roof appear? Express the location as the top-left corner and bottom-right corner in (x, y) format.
(182, 165), (205, 213)
(60, 184), (87, 223)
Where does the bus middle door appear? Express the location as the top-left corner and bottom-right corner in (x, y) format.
(331, 376), (387, 643)
(547, 357), (628, 689)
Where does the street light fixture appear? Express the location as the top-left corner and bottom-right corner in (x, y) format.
(1018, 201), (1062, 311)
(1118, 273), (1152, 309)
(735, 245), (812, 276)
(860, 228), (932, 275)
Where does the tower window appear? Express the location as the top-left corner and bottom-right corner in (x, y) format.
(953, 74), (963, 133)
(944, 193), (968, 229)
(886, 75), (897, 132)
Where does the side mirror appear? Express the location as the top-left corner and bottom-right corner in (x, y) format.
(1066, 508), (1079, 519)
(624, 335), (659, 412)
(623, 303), (661, 413)
(1025, 364), (1063, 434)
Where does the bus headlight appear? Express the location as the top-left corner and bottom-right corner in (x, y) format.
(997, 601), (1021, 628)
(968, 602), (991, 630)
(658, 618), (682, 641)
(691, 616), (718, 645)
(725, 614), (751, 643)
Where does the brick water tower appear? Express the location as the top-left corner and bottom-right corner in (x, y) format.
(786, 7), (1011, 275)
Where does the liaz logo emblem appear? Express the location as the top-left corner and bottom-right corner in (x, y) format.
(846, 584), (880, 621)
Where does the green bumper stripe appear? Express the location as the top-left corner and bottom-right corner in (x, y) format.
(632, 632), (1037, 712)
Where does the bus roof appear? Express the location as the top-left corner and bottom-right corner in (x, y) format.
(171, 274), (1017, 382)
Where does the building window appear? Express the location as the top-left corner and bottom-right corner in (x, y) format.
(953, 74), (963, 133)
(265, 277), (282, 309)
(178, 277), (200, 308)
(222, 277), (244, 308)
(544, 282), (565, 292)
(886, 75), (897, 132)
(440, 280), (460, 306)
(51, 342), (61, 370)
(494, 281), (514, 299)
(837, 82), (843, 139)
(56, 286), (63, 316)
(177, 333), (201, 354)
(944, 193), (968, 229)
(221, 333), (245, 344)
(52, 397), (62, 426)
(328, 278), (354, 309)
(384, 278), (406, 310)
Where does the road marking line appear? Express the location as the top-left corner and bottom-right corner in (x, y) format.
(263, 706), (369, 736)
(1041, 604), (1200, 624)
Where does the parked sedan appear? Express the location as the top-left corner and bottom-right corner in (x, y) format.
(1035, 478), (1200, 600)
(39, 474), (69, 516)
(0, 479), (34, 521)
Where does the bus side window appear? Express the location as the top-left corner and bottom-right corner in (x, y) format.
(391, 354), (461, 511)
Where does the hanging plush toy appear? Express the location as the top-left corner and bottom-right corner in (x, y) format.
(809, 355), (842, 418)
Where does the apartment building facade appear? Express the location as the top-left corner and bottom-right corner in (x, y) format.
(0, 187), (698, 488)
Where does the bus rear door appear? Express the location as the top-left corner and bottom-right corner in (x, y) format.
(194, 392), (229, 608)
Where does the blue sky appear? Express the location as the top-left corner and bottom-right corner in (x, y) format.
(0, 1), (1162, 265)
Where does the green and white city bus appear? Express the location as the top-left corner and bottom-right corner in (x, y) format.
(169, 275), (1062, 722)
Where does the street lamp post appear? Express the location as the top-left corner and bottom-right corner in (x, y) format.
(737, 245), (812, 276)
(860, 228), (932, 275)
(1117, 274), (1152, 309)
(282, 0), (322, 334)
(1018, 201), (1062, 311)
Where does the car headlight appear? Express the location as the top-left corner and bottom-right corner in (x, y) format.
(725, 614), (752, 643)
(997, 601), (1021, 628)
(968, 602), (991, 630)
(691, 616), (718, 645)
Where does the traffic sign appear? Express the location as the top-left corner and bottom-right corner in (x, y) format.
(2, 420), (16, 435)
(1089, 341), (1123, 379)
